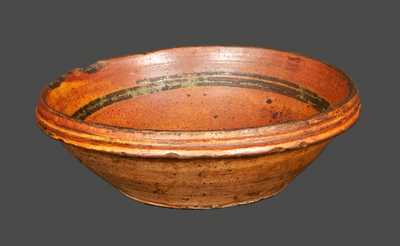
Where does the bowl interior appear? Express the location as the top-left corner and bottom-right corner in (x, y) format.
(85, 85), (320, 131)
(44, 47), (353, 132)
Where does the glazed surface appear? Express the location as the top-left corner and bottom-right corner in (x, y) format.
(66, 140), (328, 209)
(36, 46), (361, 208)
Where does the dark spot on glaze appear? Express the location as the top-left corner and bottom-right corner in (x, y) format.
(288, 56), (302, 63)
(272, 112), (280, 119)
(79, 61), (106, 74)
(153, 188), (164, 194)
(247, 191), (260, 196)
(48, 79), (62, 89)
(203, 93), (207, 96)
(213, 115), (218, 119)
(48, 72), (71, 89)
(49, 62), (106, 90)
(186, 94), (191, 97)
(266, 98), (273, 104)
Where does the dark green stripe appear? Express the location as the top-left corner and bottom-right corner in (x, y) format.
(72, 72), (330, 121)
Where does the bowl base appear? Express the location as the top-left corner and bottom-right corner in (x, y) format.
(119, 184), (288, 209)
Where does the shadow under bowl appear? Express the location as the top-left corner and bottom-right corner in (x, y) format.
(36, 46), (361, 209)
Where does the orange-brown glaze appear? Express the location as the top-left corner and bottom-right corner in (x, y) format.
(66, 140), (328, 209)
(36, 46), (361, 208)
(86, 86), (319, 131)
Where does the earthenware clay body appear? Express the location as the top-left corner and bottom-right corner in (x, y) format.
(36, 47), (361, 208)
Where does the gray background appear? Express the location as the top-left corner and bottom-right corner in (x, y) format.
(1, 1), (398, 245)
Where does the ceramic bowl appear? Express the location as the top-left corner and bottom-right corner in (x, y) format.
(36, 46), (361, 209)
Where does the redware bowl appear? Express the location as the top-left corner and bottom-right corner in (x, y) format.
(36, 46), (361, 209)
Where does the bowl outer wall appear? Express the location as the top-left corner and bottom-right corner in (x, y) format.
(65, 139), (329, 209)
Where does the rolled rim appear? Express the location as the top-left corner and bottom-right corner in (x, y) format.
(36, 46), (361, 158)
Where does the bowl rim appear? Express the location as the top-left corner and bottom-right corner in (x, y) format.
(36, 46), (361, 158)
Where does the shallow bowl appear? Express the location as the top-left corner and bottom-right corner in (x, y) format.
(36, 46), (361, 209)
